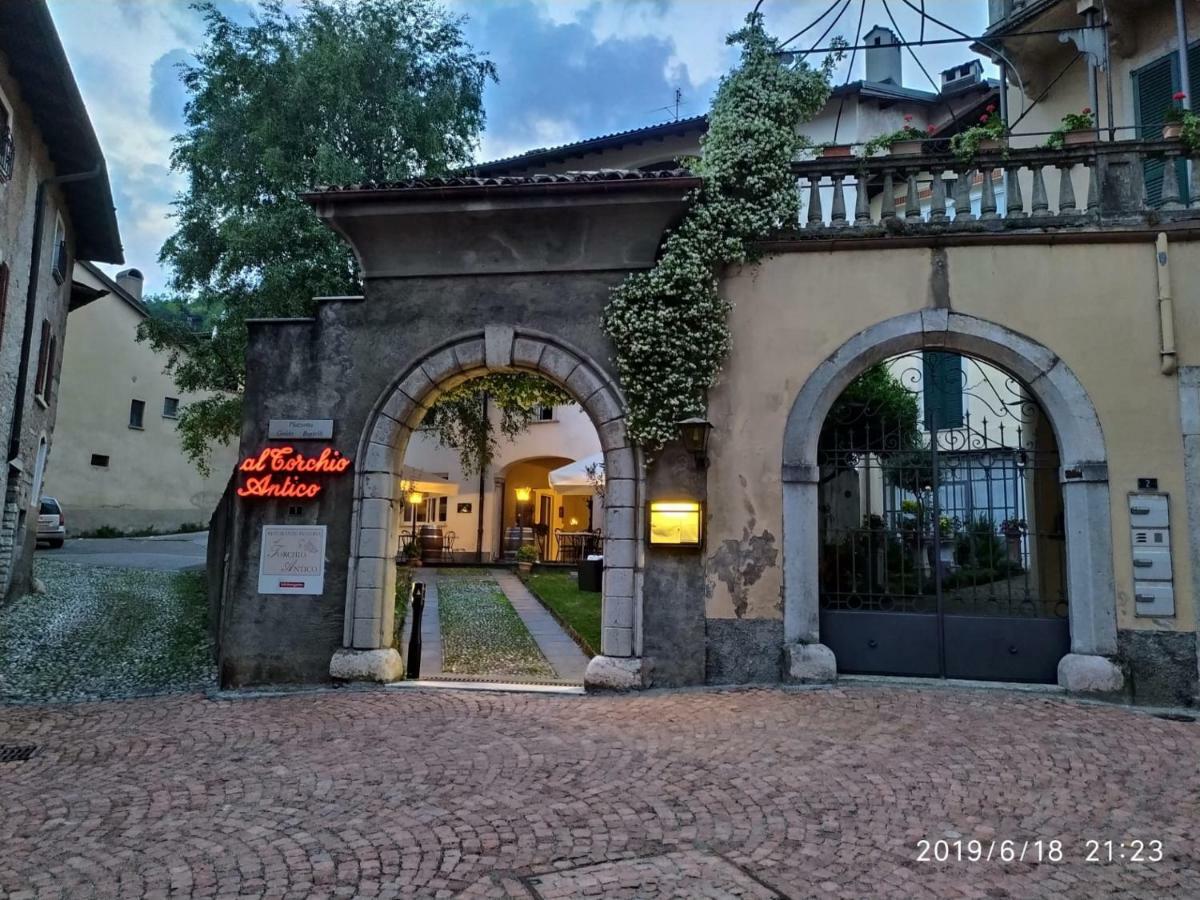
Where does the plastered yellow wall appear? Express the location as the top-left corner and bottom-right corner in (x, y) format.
(706, 237), (1199, 638)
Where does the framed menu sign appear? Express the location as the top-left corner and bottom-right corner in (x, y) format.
(258, 525), (327, 594)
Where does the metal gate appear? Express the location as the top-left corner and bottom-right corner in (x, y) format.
(817, 353), (1069, 683)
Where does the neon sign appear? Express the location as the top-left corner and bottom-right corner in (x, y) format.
(237, 446), (352, 499)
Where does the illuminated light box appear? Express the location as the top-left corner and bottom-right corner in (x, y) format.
(647, 500), (703, 548)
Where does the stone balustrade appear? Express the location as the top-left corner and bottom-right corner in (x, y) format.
(789, 139), (1200, 235)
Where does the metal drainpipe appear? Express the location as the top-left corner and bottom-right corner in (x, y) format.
(1157, 233), (1178, 376)
(1087, 9), (1101, 140)
(1177, 0), (1193, 112)
(7, 162), (103, 465)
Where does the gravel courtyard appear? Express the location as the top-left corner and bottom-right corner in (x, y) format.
(0, 559), (214, 704)
(2, 684), (1198, 898)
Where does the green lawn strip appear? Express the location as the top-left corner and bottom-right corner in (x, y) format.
(436, 572), (553, 677)
(520, 570), (601, 657)
(0, 561), (215, 703)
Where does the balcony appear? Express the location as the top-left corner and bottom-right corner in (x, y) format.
(785, 140), (1200, 242)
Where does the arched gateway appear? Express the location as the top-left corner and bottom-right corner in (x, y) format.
(780, 310), (1123, 692)
(212, 171), (698, 690)
(342, 327), (644, 682)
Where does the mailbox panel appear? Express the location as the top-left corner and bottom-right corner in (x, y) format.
(1128, 494), (1169, 528)
(1134, 582), (1176, 617)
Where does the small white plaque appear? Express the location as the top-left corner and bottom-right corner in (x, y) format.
(268, 418), (334, 440)
(258, 525), (327, 594)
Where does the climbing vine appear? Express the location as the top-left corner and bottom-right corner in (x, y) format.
(422, 373), (572, 476)
(602, 13), (841, 449)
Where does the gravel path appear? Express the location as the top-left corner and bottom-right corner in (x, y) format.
(436, 569), (554, 678)
(0, 559), (215, 704)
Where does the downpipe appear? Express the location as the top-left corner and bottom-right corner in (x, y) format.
(1156, 233), (1177, 377)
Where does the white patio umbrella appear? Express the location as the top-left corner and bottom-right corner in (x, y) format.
(548, 452), (604, 496)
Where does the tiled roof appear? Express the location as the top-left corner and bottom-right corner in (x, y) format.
(470, 115), (708, 175)
(307, 168), (696, 195)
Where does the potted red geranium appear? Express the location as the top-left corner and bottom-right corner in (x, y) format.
(1164, 91), (1188, 140)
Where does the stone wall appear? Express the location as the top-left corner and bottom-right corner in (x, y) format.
(0, 53), (76, 599)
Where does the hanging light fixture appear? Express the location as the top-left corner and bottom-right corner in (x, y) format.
(677, 417), (713, 468)
(514, 486), (532, 503)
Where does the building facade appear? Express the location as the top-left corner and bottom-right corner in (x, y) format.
(0, 2), (122, 598)
(41, 263), (237, 534)
(401, 403), (601, 563)
(211, 0), (1200, 706)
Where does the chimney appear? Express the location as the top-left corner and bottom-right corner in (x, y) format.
(115, 268), (144, 301)
(864, 25), (902, 86)
(940, 60), (984, 95)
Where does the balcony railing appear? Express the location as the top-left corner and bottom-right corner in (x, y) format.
(787, 140), (1200, 237)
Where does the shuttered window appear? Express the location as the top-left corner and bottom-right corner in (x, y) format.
(922, 351), (963, 430)
(0, 263), (8, 344)
(33, 320), (50, 398)
(1133, 42), (1200, 206)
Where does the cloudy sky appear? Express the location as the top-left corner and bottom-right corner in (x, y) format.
(46, 0), (987, 289)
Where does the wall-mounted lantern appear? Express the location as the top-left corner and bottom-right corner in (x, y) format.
(647, 500), (704, 548)
(514, 486), (532, 503)
(677, 417), (713, 468)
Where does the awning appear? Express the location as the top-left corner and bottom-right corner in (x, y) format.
(548, 453), (604, 496)
(397, 465), (458, 497)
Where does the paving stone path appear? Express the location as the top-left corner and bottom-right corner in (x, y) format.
(2, 684), (1198, 898)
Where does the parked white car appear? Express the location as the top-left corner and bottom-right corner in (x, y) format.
(36, 497), (66, 548)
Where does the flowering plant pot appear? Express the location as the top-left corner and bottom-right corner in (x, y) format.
(517, 560), (533, 575)
(1164, 122), (1184, 140)
(888, 139), (923, 156)
(1063, 129), (1095, 146)
(865, 114), (935, 157)
(819, 144), (853, 158)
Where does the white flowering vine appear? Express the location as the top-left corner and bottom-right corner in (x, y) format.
(602, 13), (841, 449)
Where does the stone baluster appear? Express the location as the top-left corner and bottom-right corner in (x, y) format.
(954, 168), (976, 222)
(1086, 159), (1100, 216)
(806, 174), (824, 228)
(929, 171), (948, 223)
(830, 172), (847, 227)
(980, 167), (998, 220)
(904, 172), (921, 221)
(1057, 164), (1078, 215)
(1005, 166), (1026, 219)
(1031, 165), (1050, 217)
(854, 171), (871, 225)
(881, 169), (897, 221)
(1160, 152), (1184, 210)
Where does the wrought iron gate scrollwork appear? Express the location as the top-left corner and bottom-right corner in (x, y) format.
(817, 352), (1070, 683)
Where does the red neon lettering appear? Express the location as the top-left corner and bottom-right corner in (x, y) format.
(236, 447), (352, 500)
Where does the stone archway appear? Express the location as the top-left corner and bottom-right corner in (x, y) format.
(334, 324), (646, 689)
(780, 310), (1123, 693)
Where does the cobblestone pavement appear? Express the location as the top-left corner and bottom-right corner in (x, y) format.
(2, 684), (1198, 898)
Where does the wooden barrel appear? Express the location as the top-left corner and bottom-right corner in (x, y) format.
(419, 524), (443, 562)
(501, 526), (535, 560)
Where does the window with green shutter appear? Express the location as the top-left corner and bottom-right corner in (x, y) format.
(1133, 42), (1199, 206)
(922, 351), (963, 431)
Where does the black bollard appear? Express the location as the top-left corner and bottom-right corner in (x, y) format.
(406, 581), (425, 679)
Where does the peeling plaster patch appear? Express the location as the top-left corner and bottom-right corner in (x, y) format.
(708, 525), (779, 619)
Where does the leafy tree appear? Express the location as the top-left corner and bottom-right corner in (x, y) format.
(420, 375), (573, 476)
(140, 0), (496, 473)
(819, 363), (922, 461)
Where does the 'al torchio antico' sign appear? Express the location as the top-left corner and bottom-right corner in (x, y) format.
(237, 446), (352, 499)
